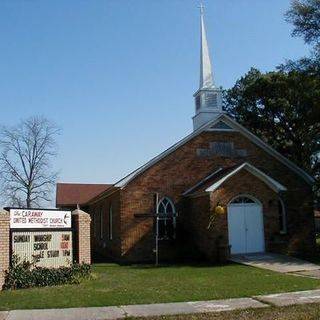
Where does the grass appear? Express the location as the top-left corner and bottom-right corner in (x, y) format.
(128, 303), (320, 320)
(0, 263), (320, 311)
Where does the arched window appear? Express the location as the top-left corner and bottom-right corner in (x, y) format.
(157, 197), (175, 215)
(278, 199), (287, 234)
(156, 197), (176, 240)
(230, 195), (257, 204)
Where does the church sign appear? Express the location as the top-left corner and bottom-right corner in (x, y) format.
(9, 208), (73, 268)
(12, 231), (73, 268)
(10, 209), (71, 229)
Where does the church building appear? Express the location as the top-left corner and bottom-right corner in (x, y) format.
(56, 7), (316, 263)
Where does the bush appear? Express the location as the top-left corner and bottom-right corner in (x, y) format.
(4, 255), (91, 290)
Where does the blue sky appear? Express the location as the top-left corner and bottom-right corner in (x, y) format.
(0, 0), (309, 188)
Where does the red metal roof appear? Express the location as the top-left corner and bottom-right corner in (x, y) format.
(56, 183), (112, 207)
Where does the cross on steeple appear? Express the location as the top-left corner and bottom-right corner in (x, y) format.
(199, 3), (205, 15)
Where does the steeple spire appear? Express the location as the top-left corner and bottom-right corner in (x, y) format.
(199, 3), (214, 89)
(192, 3), (223, 131)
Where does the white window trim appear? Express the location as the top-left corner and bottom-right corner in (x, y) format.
(157, 197), (176, 214)
(156, 197), (177, 240)
(228, 194), (263, 206)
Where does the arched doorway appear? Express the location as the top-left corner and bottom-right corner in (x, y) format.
(227, 195), (265, 255)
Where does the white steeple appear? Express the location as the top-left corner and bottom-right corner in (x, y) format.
(199, 3), (214, 89)
(193, 3), (223, 131)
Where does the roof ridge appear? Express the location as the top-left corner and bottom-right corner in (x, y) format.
(112, 114), (314, 189)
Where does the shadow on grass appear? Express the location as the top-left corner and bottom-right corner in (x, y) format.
(93, 261), (235, 270)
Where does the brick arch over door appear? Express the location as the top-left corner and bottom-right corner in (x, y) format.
(210, 169), (280, 254)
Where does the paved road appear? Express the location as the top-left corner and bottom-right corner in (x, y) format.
(1, 289), (320, 320)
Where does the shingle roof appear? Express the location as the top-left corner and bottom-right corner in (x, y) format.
(56, 183), (112, 207)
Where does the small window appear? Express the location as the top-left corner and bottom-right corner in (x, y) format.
(94, 207), (99, 238)
(156, 197), (176, 240)
(92, 211), (96, 238)
(278, 199), (287, 234)
(109, 205), (113, 240)
(100, 207), (103, 240)
(231, 196), (256, 204)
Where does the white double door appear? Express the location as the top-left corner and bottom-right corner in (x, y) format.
(228, 203), (265, 254)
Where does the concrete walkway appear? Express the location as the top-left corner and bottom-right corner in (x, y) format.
(1, 289), (320, 320)
(0, 298), (267, 320)
(230, 253), (320, 276)
(256, 289), (320, 307)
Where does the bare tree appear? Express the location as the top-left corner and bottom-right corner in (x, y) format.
(0, 116), (60, 208)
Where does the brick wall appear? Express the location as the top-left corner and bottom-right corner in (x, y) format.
(184, 195), (213, 260)
(0, 210), (10, 290)
(183, 170), (292, 261)
(88, 191), (122, 261)
(118, 131), (314, 261)
(91, 130), (315, 262)
(72, 209), (91, 264)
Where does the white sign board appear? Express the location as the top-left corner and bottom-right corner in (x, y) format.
(10, 209), (71, 229)
(12, 231), (73, 268)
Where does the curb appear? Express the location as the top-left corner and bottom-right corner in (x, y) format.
(1, 289), (320, 320)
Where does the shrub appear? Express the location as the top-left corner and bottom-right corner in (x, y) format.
(4, 255), (91, 290)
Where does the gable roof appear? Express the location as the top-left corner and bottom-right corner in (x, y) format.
(205, 162), (287, 193)
(113, 114), (314, 189)
(56, 183), (112, 207)
(182, 165), (238, 196)
(183, 162), (287, 197)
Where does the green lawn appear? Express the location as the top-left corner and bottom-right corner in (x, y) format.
(0, 263), (320, 311)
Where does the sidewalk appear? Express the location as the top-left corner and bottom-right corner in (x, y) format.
(230, 253), (320, 276)
(1, 289), (320, 320)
